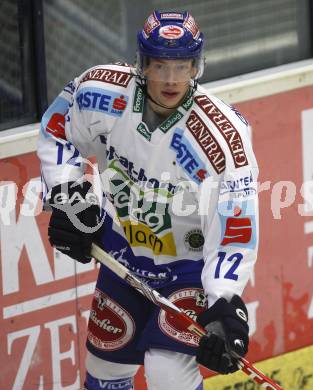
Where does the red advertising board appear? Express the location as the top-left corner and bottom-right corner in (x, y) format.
(237, 85), (313, 360)
(1, 84), (313, 388)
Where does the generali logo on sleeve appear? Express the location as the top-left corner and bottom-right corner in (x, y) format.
(81, 68), (133, 88)
(186, 110), (226, 174)
(195, 95), (249, 169)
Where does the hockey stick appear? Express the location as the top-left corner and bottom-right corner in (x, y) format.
(91, 243), (283, 390)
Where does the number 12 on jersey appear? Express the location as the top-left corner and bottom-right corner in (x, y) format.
(56, 141), (81, 166)
(214, 252), (243, 280)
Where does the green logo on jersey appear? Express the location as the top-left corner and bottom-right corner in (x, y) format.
(133, 86), (144, 113)
(107, 161), (177, 256)
(181, 89), (194, 111)
(159, 89), (193, 133)
(159, 111), (184, 133)
(136, 122), (152, 141)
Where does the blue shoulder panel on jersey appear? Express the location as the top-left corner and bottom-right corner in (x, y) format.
(170, 127), (210, 184)
(76, 87), (128, 118)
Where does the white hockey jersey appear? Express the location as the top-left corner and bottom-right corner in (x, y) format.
(37, 64), (259, 306)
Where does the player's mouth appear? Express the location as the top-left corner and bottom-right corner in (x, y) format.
(161, 91), (180, 99)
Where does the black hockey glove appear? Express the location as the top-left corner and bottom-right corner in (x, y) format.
(48, 181), (103, 263)
(196, 295), (249, 374)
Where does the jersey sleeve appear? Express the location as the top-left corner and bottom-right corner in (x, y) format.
(37, 66), (114, 203)
(37, 80), (89, 202)
(190, 94), (259, 307)
(200, 161), (259, 307)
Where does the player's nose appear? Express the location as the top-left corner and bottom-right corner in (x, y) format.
(164, 68), (177, 84)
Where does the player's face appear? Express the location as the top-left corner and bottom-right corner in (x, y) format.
(144, 58), (196, 112)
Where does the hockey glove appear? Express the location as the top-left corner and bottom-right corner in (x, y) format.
(196, 295), (249, 374)
(48, 181), (103, 263)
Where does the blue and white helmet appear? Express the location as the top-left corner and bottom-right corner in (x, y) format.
(137, 11), (204, 80)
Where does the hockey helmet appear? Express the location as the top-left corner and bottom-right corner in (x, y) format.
(137, 11), (204, 80)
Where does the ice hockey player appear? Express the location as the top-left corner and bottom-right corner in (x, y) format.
(38, 10), (259, 390)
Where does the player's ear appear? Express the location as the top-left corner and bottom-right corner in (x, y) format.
(191, 67), (197, 79)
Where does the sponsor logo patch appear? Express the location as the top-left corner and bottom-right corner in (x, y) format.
(87, 289), (135, 351)
(122, 220), (177, 256)
(81, 68), (132, 88)
(143, 12), (160, 35)
(136, 122), (152, 141)
(133, 86), (144, 113)
(160, 12), (184, 20)
(107, 159), (177, 256)
(195, 95), (248, 168)
(113, 95), (127, 111)
(221, 215), (252, 246)
(183, 14), (200, 39)
(159, 110), (183, 133)
(218, 200), (257, 248)
(181, 93), (194, 111)
(170, 128), (209, 183)
(186, 110), (226, 174)
(45, 113), (66, 139)
(220, 172), (257, 198)
(159, 25), (184, 39)
(184, 229), (204, 252)
(76, 87), (128, 117)
(97, 378), (133, 390)
(158, 288), (206, 346)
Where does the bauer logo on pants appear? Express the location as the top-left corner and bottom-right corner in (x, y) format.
(158, 288), (206, 347)
(87, 289), (135, 351)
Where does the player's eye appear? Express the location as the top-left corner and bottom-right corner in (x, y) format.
(176, 64), (189, 72)
(153, 63), (164, 70)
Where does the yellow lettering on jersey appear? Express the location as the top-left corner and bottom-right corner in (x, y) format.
(122, 221), (177, 256)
